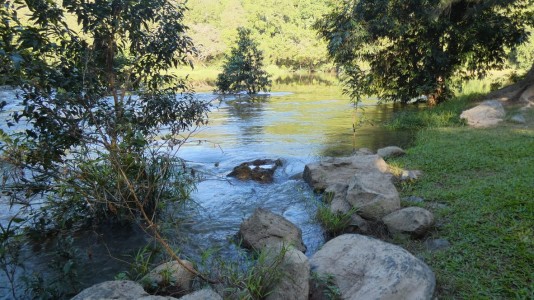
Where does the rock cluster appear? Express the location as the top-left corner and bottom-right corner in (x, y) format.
(303, 147), (434, 238)
(73, 146), (438, 300)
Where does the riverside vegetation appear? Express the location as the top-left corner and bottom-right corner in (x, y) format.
(384, 82), (534, 298)
(1, 0), (534, 299)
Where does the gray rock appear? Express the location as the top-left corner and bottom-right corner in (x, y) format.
(346, 171), (400, 220)
(460, 100), (505, 128)
(303, 154), (389, 192)
(383, 207), (435, 237)
(510, 114), (526, 124)
(310, 234), (435, 300)
(179, 288), (222, 300)
(142, 261), (195, 296)
(72, 280), (166, 300)
(377, 146), (406, 158)
(425, 238), (451, 252)
(266, 245), (310, 300)
(304, 154), (398, 221)
(238, 208), (306, 252)
(347, 214), (369, 233)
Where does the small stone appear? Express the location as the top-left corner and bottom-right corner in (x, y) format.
(510, 114), (526, 124)
(400, 170), (423, 181)
(425, 239), (451, 252)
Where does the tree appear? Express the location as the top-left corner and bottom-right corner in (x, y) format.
(0, 0), (209, 226)
(216, 27), (271, 94)
(316, 0), (534, 105)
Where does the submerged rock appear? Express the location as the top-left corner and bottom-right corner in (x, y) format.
(238, 208), (306, 252)
(310, 234), (435, 300)
(227, 159), (283, 183)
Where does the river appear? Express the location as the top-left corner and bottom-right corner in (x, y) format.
(0, 78), (418, 298)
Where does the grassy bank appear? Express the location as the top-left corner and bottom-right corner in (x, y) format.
(388, 98), (534, 298)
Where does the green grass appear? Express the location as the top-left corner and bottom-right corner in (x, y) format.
(390, 124), (534, 298)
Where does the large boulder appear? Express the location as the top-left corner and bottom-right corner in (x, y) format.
(382, 207), (435, 237)
(303, 154), (389, 192)
(238, 208), (306, 252)
(227, 159), (282, 183)
(265, 245), (310, 300)
(345, 171), (400, 220)
(310, 234), (435, 300)
(460, 100), (506, 128)
(142, 261), (195, 296)
(72, 280), (179, 300)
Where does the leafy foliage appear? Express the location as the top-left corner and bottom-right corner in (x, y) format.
(216, 27), (271, 94)
(185, 0), (330, 70)
(316, 0), (534, 105)
(0, 0), (208, 226)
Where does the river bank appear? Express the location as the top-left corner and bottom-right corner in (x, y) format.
(387, 97), (533, 298)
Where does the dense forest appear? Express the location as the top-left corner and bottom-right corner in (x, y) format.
(184, 0), (533, 74)
(184, 0), (331, 71)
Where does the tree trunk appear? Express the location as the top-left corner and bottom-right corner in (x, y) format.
(486, 64), (534, 101)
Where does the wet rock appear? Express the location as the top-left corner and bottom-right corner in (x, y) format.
(310, 234), (435, 300)
(383, 207), (435, 237)
(72, 280), (179, 300)
(265, 245), (310, 300)
(142, 261), (195, 296)
(238, 208), (306, 252)
(377, 146), (406, 158)
(228, 159), (283, 183)
(425, 238), (451, 252)
(178, 288), (222, 300)
(460, 100), (505, 128)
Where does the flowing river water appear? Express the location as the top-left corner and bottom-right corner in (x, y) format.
(0, 78), (419, 297)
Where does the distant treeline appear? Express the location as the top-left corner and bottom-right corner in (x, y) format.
(185, 0), (331, 71)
